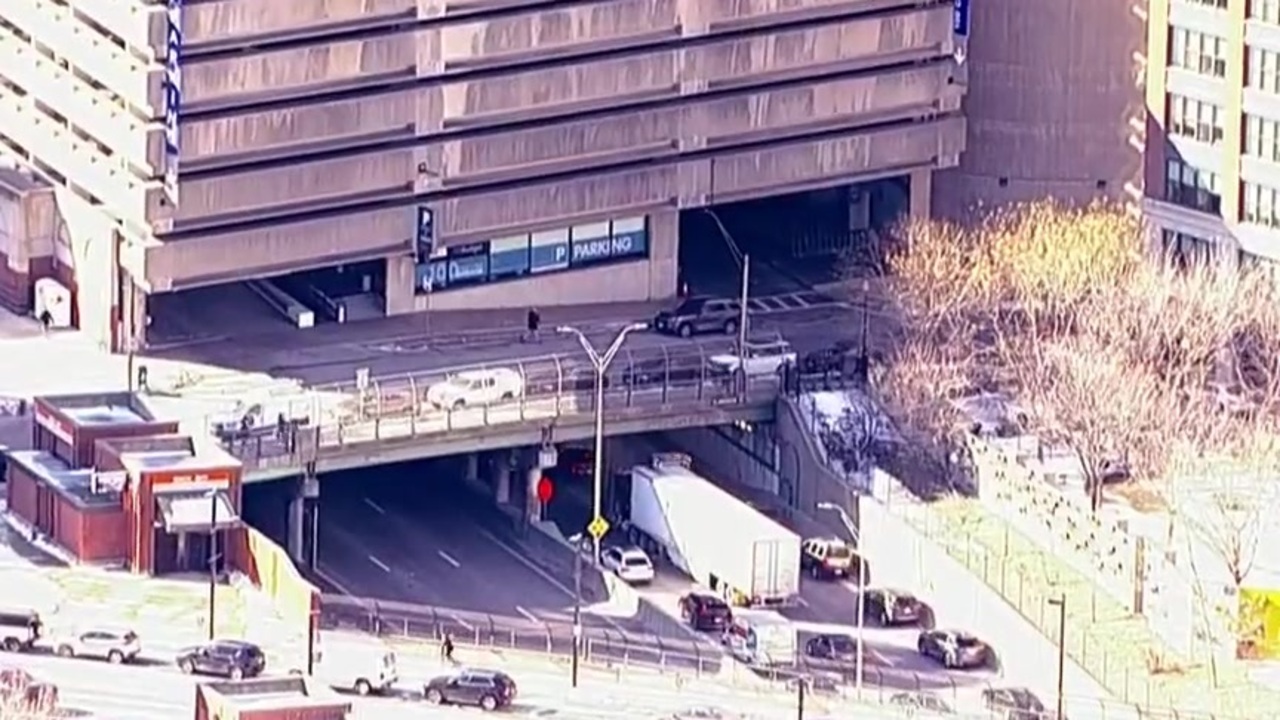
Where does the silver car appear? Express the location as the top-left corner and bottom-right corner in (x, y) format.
(54, 627), (141, 664)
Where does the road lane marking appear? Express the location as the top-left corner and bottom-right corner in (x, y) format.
(515, 606), (539, 623)
(367, 554), (391, 572)
(473, 526), (632, 633)
(438, 550), (461, 568)
(363, 497), (386, 515)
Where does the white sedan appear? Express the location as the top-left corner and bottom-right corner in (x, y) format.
(426, 368), (524, 410)
(601, 546), (655, 584)
(708, 339), (797, 376)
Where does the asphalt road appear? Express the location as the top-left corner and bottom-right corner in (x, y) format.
(316, 459), (621, 632)
(157, 304), (870, 387)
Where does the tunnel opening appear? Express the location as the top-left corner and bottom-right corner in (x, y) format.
(676, 176), (911, 301)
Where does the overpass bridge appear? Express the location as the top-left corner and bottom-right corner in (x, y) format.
(217, 340), (779, 482)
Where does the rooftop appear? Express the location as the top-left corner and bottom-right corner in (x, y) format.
(42, 392), (157, 424)
(199, 676), (349, 713)
(117, 444), (240, 477)
(7, 450), (121, 508)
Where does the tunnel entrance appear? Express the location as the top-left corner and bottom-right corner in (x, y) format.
(676, 177), (911, 300)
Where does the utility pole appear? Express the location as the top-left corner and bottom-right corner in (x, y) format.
(571, 534), (583, 688)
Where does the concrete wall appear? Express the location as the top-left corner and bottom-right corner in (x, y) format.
(933, 0), (1146, 217)
(775, 397), (863, 536)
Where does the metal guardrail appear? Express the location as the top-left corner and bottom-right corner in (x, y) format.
(215, 340), (782, 468)
(319, 596), (1195, 719)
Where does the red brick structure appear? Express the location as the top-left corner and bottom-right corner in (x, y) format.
(6, 392), (246, 574)
(195, 677), (350, 720)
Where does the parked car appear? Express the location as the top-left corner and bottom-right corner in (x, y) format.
(889, 690), (954, 715)
(426, 368), (523, 410)
(653, 297), (742, 338)
(864, 588), (930, 627)
(301, 637), (398, 696)
(982, 687), (1059, 720)
(916, 629), (993, 670)
(423, 669), (516, 711)
(53, 626), (141, 664)
(0, 608), (42, 653)
(176, 639), (267, 679)
(800, 538), (865, 581)
(619, 356), (704, 387)
(803, 633), (858, 663)
(707, 339), (797, 376)
(600, 546), (655, 584)
(678, 592), (733, 632)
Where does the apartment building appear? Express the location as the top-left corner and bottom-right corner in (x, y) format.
(0, 0), (966, 348)
(1145, 0), (1280, 266)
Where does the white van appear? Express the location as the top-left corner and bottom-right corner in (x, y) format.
(307, 639), (398, 696)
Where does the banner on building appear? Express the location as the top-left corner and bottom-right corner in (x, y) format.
(163, 0), (183, 204)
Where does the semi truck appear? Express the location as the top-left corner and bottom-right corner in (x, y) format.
(626, 453), (800, 607)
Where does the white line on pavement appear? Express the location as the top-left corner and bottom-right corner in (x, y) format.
(515, 606), (539, 623)
(437, 550), (461, 568)
(451, 613), (475, 631)
(363, 497), (386, 515)
(368, 554), (391, 572)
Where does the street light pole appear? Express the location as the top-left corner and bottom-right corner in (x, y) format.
(207, 489), (219, 641)
(703, 208), (751, 391)
(558, 322), (648, 564)
(570, 534), (583, 688)
(1049, 594), (1067, 719)
(817, 502), (864, 697)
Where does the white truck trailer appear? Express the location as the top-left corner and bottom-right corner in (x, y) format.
(628, 453), (800, 607)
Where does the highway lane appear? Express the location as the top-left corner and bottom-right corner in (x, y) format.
(318, 460), (617, 631)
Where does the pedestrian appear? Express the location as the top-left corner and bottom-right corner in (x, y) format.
(38, 309), (52, 334)
(524, 307), (541, 343)
(442, 633), (455, 664)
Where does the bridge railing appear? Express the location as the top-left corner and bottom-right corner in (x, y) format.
(217, 339), (781, 467)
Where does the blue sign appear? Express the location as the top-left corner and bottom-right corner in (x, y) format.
(953, 0), (970, 36)
(416, 206), (434, 260)
(163, 0), (183, 203)
(530, 235), (570, 273)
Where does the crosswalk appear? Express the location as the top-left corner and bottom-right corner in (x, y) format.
(746, 291), (843, 314)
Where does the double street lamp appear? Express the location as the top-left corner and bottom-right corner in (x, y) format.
(816, 502), (865, 698)
(557, 322), (648, 565)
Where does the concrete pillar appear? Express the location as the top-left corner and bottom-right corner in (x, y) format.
(525, 465), (542, 523)
(290, 474), (320, 564)
(466, 453), (480, 483)
(908, 169), (933, 220)
(494, 455), (512, 505)
(384, 254), (416, 316)
(647, 209), (679, 301)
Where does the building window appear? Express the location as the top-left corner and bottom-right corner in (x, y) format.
(1243, 181), (1280, 228)
(1165, 158), (1222, 214)
(1248, 46), (1280, 93)
(1181, 0), (1227, 7)
(1170, 28), (1228, 78)
(1252, 0), (1280, 24)
(1245, 114), (1280, 162)
(1168, 95), (1225, 145)
(1161, 229), (1215, 269)
(415, 216), (650, 294)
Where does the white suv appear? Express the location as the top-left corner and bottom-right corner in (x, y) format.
(601, 546), (655, 584)
(54, 627), (141, 664)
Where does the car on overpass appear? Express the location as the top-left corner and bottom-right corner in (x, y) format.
(426, 369), (523, 410)
(707, 338), (796, 376)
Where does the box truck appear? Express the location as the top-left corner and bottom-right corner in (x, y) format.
(627, 453), (800, 606)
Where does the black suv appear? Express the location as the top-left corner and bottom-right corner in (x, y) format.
(0, 608), (42, 653)
(653, 297), (741, 338)
(864, 588), (931, 627)
(423, 669), (516, 711)
(176, 640), (266, 679)
(679, 592), (732, 632)
(983, 687), (1060, 720)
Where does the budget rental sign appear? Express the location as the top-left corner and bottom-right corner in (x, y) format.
(163, 0), (183, 204)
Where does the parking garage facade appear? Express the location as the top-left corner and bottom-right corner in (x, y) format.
(0, 0), (964, 349)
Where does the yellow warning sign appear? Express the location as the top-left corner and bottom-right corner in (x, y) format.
(587, 516), (610, 539)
